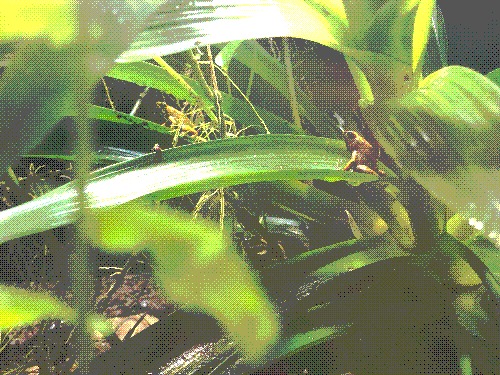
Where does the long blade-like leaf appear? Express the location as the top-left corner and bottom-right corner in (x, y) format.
(0, 135), (374, 244)
(115, 0), (343, 62)
(486, 68), (500, 87)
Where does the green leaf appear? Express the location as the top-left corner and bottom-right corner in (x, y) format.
(91, 203), (280, 357)
(0, 285), (75, 328)
(429, 3), (448, 69)
(116, 0), (344, 62)
(91, 105), (173, 133)
(215, 40), (245, 70)
(277, 324), (351, 357)
(453, 290), (488, 337)
(412, 0), (435, 72)
(311, 237), (410, 279)
(0, 135), (359, 244)
(486, 68), (500, 87)
(0, 2), (164, 173)
(106, 60), (300, 134)
(365, 66), (500, 240)
(0, 0), (77, 44)
(106, 61), (213, 109)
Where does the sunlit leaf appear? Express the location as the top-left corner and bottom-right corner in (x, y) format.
(486, 67), (500, 87)
(0, 1), (164, 173)
(412, 0), (434, 72)
(0, 0), (77, 45)
(215, 40), (245, 70)
(0, 285), (75, 328)
(91, 202), (279, 357)
(116, 0), (342, 63)
(428, 3), (448, 69)
(0, 135), (360, 244)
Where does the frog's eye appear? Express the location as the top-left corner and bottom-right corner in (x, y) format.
(344, 131), (357, 140)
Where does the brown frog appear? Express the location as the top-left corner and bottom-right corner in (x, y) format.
(342, 130), (385, 176)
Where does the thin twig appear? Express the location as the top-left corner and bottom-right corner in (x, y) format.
(214, 65), (270, 134)
(101, 77), (115, 111)
(283, 37), (302, 131)
(129, 87), (149, 116)
(206, 45), (224, 139)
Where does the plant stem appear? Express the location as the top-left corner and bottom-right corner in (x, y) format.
(214, 65), (270, 134)
(283, 38), (302, 131)
(187, 49), (214, 100)
(101, 77), (115, 111)
(206, 45), (224, 139)
(129, 86), (149, 116)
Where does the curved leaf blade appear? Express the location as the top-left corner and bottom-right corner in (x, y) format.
(116, 0), (342, 63)
(0, 135), (366, 244)
(92, 203), (280, 357)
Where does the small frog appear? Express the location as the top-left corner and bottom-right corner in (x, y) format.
(342, 131), (385, 176)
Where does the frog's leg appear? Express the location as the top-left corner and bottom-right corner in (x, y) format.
(356, 164), (379, 175)
(343, 151), (357, 171)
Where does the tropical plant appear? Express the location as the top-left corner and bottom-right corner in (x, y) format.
(0, 0), (499, 374)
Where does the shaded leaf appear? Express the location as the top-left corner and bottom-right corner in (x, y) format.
(365, 66), (500, 240)
(228, 40), (338, 136)
(107, 61), (300, 134)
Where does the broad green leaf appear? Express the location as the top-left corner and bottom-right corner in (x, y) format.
(276, 324), (351, 358)
(344, 56), (374, 106)
(116, 0), (343, 63)
(429, 3), (448, 69)
(412, 0), (434, 72)
(312, 238), (410, 279)
(263, 236), (399, 286)
(87, 105), (175, 136)
(91, 202), (279, 357)
(466, 237), (500, 288)
(0, 285), (75, 328)
(0, 135), (359, 244)
(364, 66), (500, 241)
(486, 68), (500, 87)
